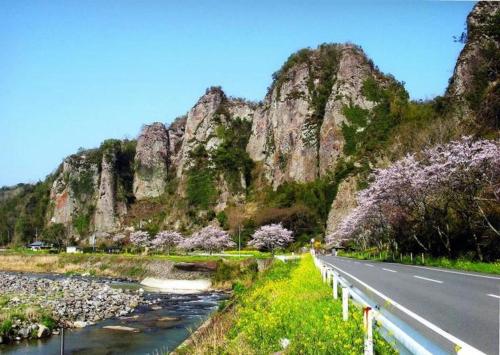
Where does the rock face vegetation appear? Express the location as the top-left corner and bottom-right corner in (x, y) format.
(0, 3), (498, 259)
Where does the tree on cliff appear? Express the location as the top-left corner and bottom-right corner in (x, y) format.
(248, 223), (294, 255)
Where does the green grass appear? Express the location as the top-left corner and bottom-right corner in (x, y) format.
(2, 247), (52, 255)
(339, 250), (500, 275)
(219, 254), (395, 354)
(5, 249), (244, 263)
(0, 298), (57, 336)
(223, 250), (272, 258)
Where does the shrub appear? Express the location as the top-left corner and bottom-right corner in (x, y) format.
(186, 145), (217, 209)
(0, 319), (12, 336)
(212, 117), (254, 192)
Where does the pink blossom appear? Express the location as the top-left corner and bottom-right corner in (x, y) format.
(151, 231), (183, 254)
(248, 223), (293, 254)
(129, 231), (152, 249)
(179, 226), (235, 254)
(329, 137), (499, 258)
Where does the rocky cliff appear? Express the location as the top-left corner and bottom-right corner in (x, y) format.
(446, 1), (499, 129)
(133, 122), (170, 200)
(49, 154), (100, 239)
(247, 44), (392, 188)
(94, 149), (118, 234)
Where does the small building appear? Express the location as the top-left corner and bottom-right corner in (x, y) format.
(66, 246), (82, 254)
(27, 241), (52, 251)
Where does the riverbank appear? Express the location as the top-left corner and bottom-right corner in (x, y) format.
(176, 254), (395, 354)
(0, 272), (154, 344)
(0, 252), (250, 280)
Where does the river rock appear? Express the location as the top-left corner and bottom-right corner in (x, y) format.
(73, 321), (88, 328)
(18, 327), (30, 338)
(37, 325), (50, 338)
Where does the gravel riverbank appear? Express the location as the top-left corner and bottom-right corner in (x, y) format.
(0, 272), (157, 344)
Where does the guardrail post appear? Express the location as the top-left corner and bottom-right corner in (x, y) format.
(422, 253), (424, 264)
(363, 307), (373, 355)
(333, 273), (338, 300)
(410, 252), (413, 263)
(342, 287), (349, 321)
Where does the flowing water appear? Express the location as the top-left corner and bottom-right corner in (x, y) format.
(0, 273), (226, 355)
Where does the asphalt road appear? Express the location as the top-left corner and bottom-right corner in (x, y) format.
(318, 255), (500, 355)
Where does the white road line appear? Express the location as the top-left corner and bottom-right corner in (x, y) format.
(382, 268), (397, 273)
(365, 264), (374, 267)
(414, 276), (443, 284)
(487, 294), (500, 299)
(324, 261), (485, 355)
(394, 264), (500, 281)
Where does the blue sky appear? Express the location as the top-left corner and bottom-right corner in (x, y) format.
(0, 0), (475, 186)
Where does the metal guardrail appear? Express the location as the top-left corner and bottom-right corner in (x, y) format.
(311, 251), (450, 355)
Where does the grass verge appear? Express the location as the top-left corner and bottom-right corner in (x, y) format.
(338, 250), (500, 275)
(177, 254), (395, 354)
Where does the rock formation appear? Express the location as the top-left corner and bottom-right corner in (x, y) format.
(446, 1), (499, 128)
(133, 122), (170, 200)
(247, 44), (392, 188)
(94, 150), (117, 234)
(49, 154), (99, 238)
(325, 177), (357, 234)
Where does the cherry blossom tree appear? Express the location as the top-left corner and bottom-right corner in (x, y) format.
(129, 231), (152, 253)
(179, 226), (235, 254)
(152, 231), (183, 255)
(248, 223), (294, 255)
(177, 236), (198, 253)
(328, 137), (500, 260)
